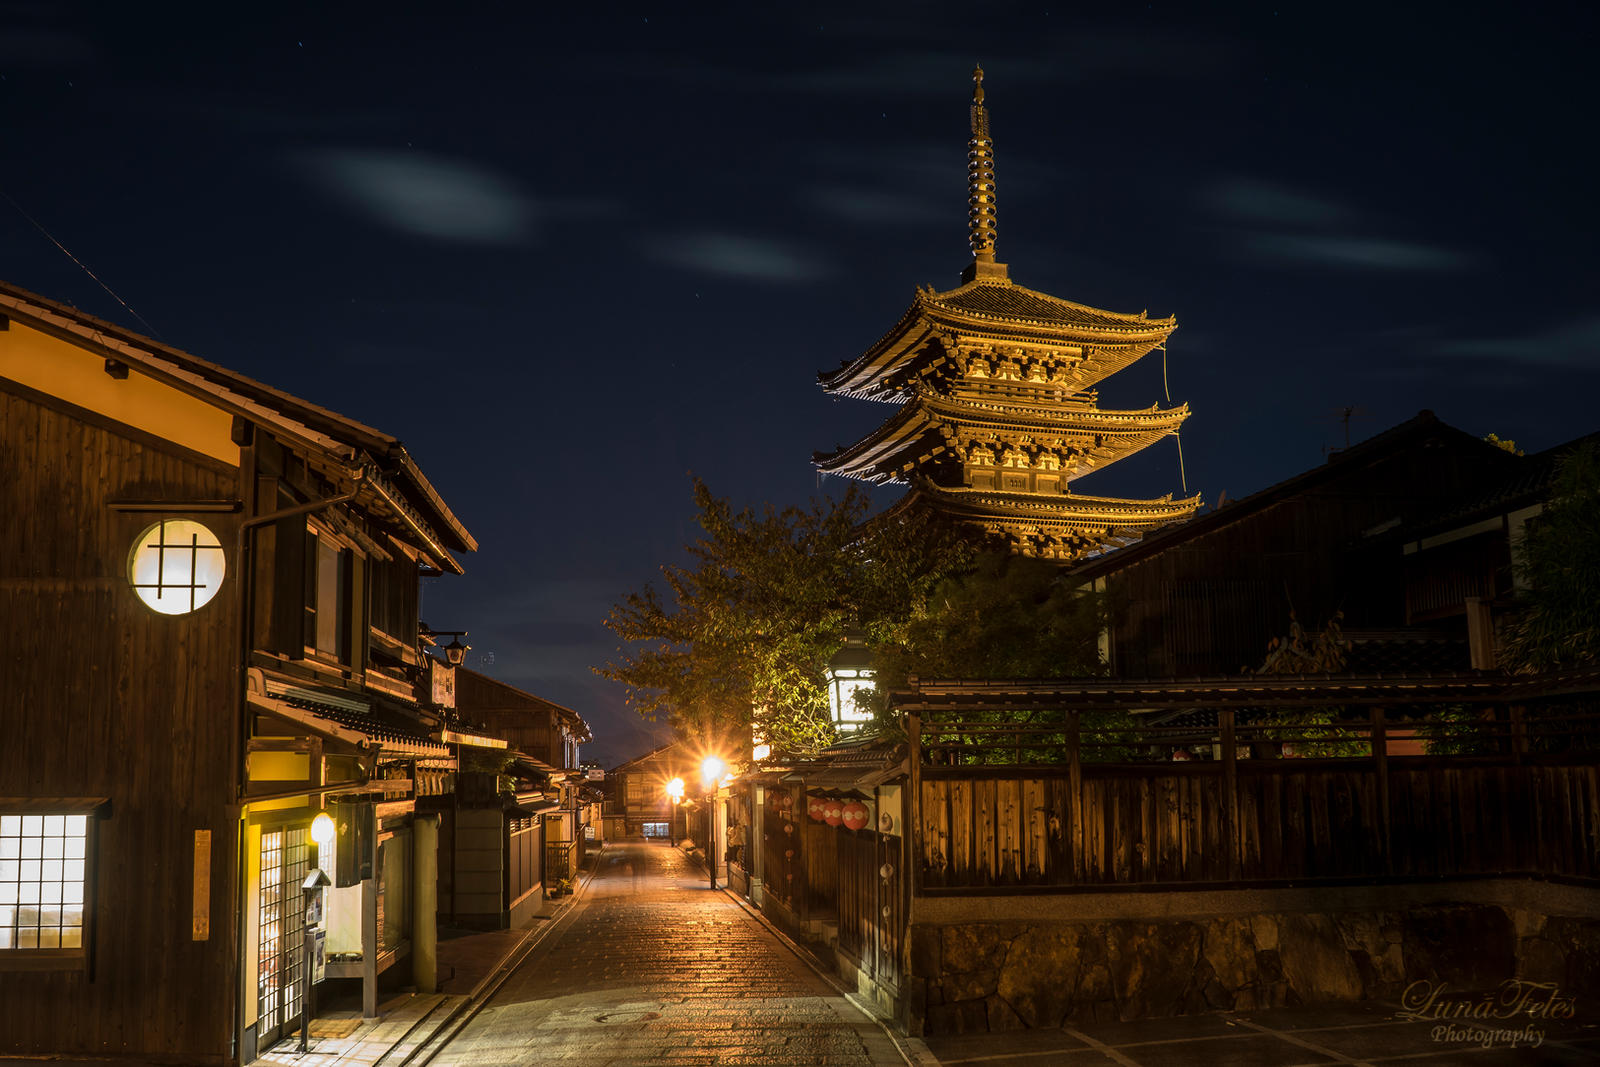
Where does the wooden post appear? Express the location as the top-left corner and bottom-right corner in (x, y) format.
(1372, 707), (1392, 876)
(1509, 704), (1527, 765)
(1220, 709), (1238, 882)
(907, 705), (923, 897)
(1068, 710), (1083, 884)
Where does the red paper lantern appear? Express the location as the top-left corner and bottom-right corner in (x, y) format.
(841, 800), (869, 832)
(823, 797), (844, 827)
(806, 795), (826, 822)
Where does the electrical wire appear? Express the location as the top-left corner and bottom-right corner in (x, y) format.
(0, 184), (162, 340)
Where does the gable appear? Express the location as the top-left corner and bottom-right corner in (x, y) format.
(1, 316), (237, 466)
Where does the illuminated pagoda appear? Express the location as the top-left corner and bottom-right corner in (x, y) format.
(815, 68), (1201, 560)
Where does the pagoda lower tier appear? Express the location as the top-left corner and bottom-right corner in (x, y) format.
(900, 478), (1203, 561)
(815, 387), (1190, 494)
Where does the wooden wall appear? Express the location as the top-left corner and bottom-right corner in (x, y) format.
(915, 759), (1600, 891)
(0, 383), (240, 1061)
(1105, 434), (1515, 677)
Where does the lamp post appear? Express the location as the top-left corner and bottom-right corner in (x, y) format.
(700, 756), (725, 890)
(666, 776), (684, 841)
(299, 811), (335, 1053)
(825, 631), (877, 735)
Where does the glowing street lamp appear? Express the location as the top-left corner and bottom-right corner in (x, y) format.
(700, 756), (726, 891)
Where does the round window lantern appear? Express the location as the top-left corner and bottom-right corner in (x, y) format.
(129, 519), (226, 615)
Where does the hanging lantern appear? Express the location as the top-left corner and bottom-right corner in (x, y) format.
(807, 795), (826, 822)
(841, 800), (869, 832)
(823, 796), (844, 827)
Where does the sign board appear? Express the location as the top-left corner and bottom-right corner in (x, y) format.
(430, 657), (456, 708)
(191, 829), (210, 940)
(312, 928), (327, 985)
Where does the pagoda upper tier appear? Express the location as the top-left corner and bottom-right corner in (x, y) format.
(814, 67), (1200, 560)
(818, 276), (1178, 402)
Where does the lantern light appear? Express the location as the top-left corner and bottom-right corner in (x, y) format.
(824, 631), (876, 734)
(310, 811), (336, 848)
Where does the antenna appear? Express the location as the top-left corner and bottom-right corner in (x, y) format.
(1316, 406), (1372, 455)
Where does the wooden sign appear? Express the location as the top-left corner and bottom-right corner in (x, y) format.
(430, 658), (456, 708)
(192, 829), (211, 940)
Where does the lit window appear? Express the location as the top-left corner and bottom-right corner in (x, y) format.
(0, 813), (89, 955)
(128, 520), (226, 615)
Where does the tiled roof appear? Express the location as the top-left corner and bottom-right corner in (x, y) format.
(1345, 632), (1471, 674)
(933, 281), (1168, 330)
(284, 696), (447, 751)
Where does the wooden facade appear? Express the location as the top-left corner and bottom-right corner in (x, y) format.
(1070, 412), (1525, 678)
(1, 280), (477, 1063)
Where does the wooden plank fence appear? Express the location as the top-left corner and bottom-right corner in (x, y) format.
(907, 697), (1600, 891)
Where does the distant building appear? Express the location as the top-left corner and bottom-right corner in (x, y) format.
(815, 68), (1198, 560)
(1068, 411), (1527, 677)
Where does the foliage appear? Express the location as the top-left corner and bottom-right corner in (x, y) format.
(1482, 432), (1524, 456)
(597, 480), (1109, 759)
(1498, 441), (1600, 673)
(1250, 612), (1369, 758)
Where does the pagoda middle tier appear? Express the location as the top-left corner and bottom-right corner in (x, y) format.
(814, 68), (1200, 560)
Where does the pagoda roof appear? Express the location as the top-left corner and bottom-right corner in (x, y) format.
(918, 480), (1202, 533)
(819, 276), (1177, 400)
(815, 389), (1189, 484)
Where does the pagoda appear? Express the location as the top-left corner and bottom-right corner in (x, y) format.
(815, 68), (1201, 561)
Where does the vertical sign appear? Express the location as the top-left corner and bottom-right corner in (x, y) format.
(192, 829), (211, 940)
(431, 658), (456, 708)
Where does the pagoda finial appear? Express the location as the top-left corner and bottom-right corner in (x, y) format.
(968, 64), (997, 265)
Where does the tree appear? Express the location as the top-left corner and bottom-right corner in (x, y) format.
(1498, 441), (1600, 673)
(596, 480), (1106, 757)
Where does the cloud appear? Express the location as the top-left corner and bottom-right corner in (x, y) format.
(1204, 176), (1478, 272)
(0, 28), (95, 68)
(1432, 317), (1600, 367)
(1206, 178), (1356, 227)
(804, 185), (943, 225)
(293, 149), (533, 244)
(644, 231), (827, 283)
(1241, 233), (1478, 271)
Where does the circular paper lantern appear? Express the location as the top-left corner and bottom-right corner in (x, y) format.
(823, 797), (844, 827)
(806, 795), (826, 822)
(841, 800), (869, 832)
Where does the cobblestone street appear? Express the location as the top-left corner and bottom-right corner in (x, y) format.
(424, 841), (909, 1066)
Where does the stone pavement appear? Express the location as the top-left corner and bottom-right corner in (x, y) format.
(421, 840), (911, 1066)
(923, 997), (1600, 1066)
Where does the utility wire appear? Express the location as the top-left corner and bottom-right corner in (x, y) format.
(0, 184), (162, 340)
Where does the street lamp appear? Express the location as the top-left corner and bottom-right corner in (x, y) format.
(700, 756), (725, 890)
(825, 631), (877, 735)
(665, 777), (685, 841)
(298, 816), (334, 1054)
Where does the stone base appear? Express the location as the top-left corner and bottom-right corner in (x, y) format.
(909, 900), (1600, 1035)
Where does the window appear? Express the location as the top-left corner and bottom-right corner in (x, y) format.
(128, 519), (226, 615)
(0, 813), (89, 957)
(304, 528), (350, 661)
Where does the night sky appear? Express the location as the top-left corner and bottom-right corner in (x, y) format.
(5, 4), (1596, 766)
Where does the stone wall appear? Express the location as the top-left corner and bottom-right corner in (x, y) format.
(910, 903), (1600, 1034)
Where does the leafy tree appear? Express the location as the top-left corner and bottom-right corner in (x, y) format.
(596, 480), (1108, 759)
(1250, 612), (1370, 758)
(1498, 441), (1600, 673)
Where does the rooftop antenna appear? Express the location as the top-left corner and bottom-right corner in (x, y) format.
(1318, 406), (1372, 456)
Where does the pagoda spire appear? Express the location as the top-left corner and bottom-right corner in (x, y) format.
(963, 66), (1007, 283)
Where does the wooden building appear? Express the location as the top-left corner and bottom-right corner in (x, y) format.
(608, 742), (699, 840)
(815, 68), (1199, 561)
(1068, 411), (1524, 678)
(437, 671), (594, 929)
(0, 280), (477, 1063)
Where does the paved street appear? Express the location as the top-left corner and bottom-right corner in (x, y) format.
(423, 841), (909, 1066)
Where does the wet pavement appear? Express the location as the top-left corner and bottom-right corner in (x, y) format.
(421, 840), (910, 1066)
